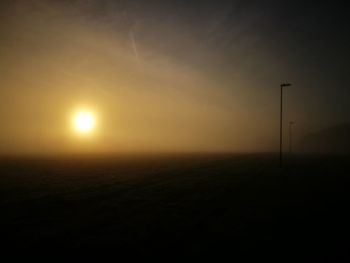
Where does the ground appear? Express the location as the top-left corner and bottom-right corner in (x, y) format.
(1, 154), (349, 260)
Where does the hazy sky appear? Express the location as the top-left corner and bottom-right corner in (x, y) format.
(0, 0), (349, 154)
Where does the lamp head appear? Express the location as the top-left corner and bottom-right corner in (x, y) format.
(281, 83), (292, 87)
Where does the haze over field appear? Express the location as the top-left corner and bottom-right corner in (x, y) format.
(1, 0), (349, 154)
(2, 2), (350, 259)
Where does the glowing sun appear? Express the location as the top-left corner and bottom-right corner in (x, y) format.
(73, 111), (95, 134)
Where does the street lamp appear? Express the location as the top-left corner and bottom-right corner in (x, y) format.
(280, 83), (291, 168)
(289, 121), (295, 154)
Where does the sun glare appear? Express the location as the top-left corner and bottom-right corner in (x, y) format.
(73, 111), (95, 134)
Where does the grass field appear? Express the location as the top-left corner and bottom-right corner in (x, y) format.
(1, 154), (349, 259)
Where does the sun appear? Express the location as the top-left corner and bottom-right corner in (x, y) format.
(73, 111), (95, 134)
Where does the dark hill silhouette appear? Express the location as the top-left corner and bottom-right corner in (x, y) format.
(300, 123), (350, 153)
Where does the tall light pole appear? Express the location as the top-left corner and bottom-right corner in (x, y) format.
(280, 83), (291, 168)
(289, 121), (295, 154)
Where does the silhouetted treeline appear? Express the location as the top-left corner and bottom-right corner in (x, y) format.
(300, 123), (350, 154)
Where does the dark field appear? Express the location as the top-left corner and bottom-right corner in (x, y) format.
(1, 154), (350, 259)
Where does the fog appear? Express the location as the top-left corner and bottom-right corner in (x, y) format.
(0, 1), (349, 154)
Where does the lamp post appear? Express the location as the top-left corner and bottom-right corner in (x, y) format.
(289, 121), (295, 154)
(280, 83), (291, 168)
